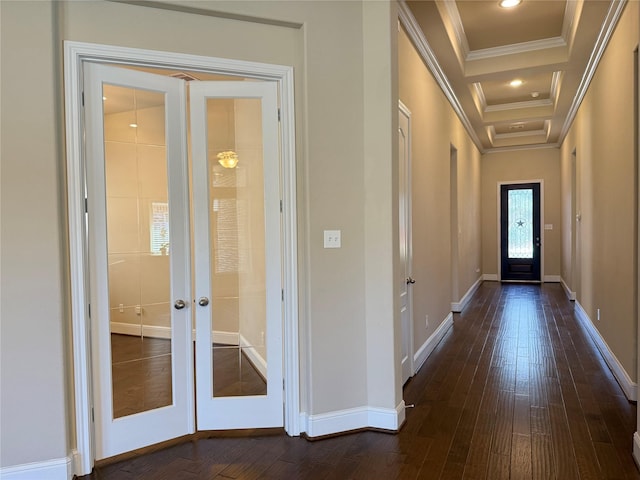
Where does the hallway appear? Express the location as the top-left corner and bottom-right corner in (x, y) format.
(80, 283), (640, 479)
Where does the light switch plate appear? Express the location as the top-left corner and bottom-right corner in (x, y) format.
(324, 230), (341, 248)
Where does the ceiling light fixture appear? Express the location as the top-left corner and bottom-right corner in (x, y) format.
(531, 91), (540, 98)
(217, 150), (239, 169)
(129, 123), (138, 128)
(509, 79), (523, 87)
(499, 0), (522, 8)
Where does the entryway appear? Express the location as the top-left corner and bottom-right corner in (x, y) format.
(65, 42), (299, 472)
(500, 182), (542, 282)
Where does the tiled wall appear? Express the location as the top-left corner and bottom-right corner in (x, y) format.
(105, 90), (266, 357)
(105, 100), (172, 335)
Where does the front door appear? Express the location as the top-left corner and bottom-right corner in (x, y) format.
(500, 183), (541, 281)
(85, 63), (284, 460)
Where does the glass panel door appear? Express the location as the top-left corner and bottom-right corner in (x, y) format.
(507, 189), (533, 259)
(500, 183), (541, 281)
(85, 63), (193, 459)
(190, 81), (283, 429)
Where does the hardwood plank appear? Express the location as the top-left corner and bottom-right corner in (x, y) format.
(531, 433), (554, 480)
(510, 433), (532, 480)
(80, 284), (640, 480)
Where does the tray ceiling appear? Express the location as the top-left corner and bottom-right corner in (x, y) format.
(401, 0), (626, 152)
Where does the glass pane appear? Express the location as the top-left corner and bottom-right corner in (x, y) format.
(508, 189), (533, 259)
(103, 84), (173, 418)
(207, 97), (267, 397)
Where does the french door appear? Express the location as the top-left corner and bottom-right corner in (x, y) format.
(190, 82), (283, 429)
(84, 63), (283, 459)
(500, 183), (541, 281)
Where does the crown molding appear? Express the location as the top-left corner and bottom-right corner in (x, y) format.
(484, 142), (560, 155)
(438, 0), (470, 58)
(561, 0), (579, 46)
(550, 70), (562, 104)
(489, 119), (550, 141)
(467, 36), (567, 61)
(559, 0), (627, 143)
(484, 98), (553, 113)
(398, 1), (484, 152)
(440, 0), (568, 62)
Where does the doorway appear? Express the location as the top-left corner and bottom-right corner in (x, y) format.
(500, 182), (542, 282)
(65, 42), (299, 474)
(85, 62), (283, 459)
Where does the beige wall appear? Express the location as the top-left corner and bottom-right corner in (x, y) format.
(560, 1), (639, 384)
(481, 148), (562, 280)
(1, 0), (401, 470)
(1, 0), (70, 467)
(398, 27), (482, 354)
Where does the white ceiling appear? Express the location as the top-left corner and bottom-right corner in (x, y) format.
(402, 0), (626, 153)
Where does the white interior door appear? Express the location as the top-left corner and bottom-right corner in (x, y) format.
(84, 63), (193, 459)
(190, 81), (284, 429)
(399, 102), (414, 385)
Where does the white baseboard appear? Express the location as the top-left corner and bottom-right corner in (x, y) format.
(560, 277), (576, 301)
(301, 401), (405, 437)
(0, 455), (73, 480)
(452, 276), (482, 312)
(543, 275), (561, 283)
(110, 323), (239, 345)
(110, 321), (141, 336)
(414, 312), (454, 373)
(574, 301), (637, 401)
(633, 432), (640, 470)
(142, 324), (171, 339)
(239, 334), (267, 379)
(213, 330), (239, 345)
(483, 273), (499, 281)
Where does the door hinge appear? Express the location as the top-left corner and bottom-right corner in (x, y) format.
(280, 200), (283, 213)
(281, 289), (284, 302)
(88, 303), (91, 318)
(84, 197), (88, 213)
(283, 378), (285, 391)
(91, 407), (94, 422)
(278, 108), (281, 122)
(82, 91), (85, 107)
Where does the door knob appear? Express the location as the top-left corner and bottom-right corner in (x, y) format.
(406, 277), (416, 284)
(198, 297), (209, 307)
(174, 299), (186, 310)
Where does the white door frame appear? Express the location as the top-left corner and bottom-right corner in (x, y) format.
(64, 41), (299, 476)
(496, 179), (545, 282)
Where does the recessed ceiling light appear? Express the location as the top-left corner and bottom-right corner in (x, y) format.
(510, 79), (523, 87)
(129, 123), (138, 128)
(531, 91), (540, 98)
(499, 0), (522, 8)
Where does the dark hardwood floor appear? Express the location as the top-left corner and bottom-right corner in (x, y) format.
(111, 334), (173, 418)
(81, 283), (640, 479)
(110, 336), (267, 418)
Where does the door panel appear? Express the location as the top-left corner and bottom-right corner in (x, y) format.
(399, 103), (413, 385)
(85, 63), (193, 459)
(190, 82), (283, 429)
(500, 183), (541, 281)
